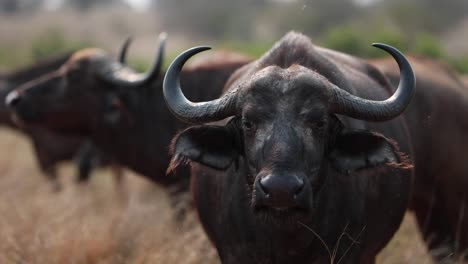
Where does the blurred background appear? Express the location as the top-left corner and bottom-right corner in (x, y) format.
(0, 0), (467, 263)
(0, 0), (467, 71)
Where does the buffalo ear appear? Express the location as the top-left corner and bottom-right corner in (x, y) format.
(168, 124), (239, 172)
(329, 129), (407, 173)
(103, 94), (125, 125)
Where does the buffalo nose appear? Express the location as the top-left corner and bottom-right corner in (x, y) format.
(256, 174), (305, 209)
(5, 91), (21, 108)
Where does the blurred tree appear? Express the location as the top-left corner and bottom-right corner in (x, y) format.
(30, 28), (91, 60)
(65, 0), (124, 12)
(321, 26), (367, 56)
(155, 0), (268, 40)
(449, 56), (468, 74)
(258, 0), (361, 40)
(153, 0), (468, 44)
(0, 0), (18, 13)
(412, 33), (444, 58)
(0, 0), (44, 13)
(380, 0), (468, 36)
(151, 0), (468, 69)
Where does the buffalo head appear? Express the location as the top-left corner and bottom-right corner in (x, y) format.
(164, 36), (415, 221)
(6, 33), (166, 134)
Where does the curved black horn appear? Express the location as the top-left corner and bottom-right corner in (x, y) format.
(163, 47), (238, 124)
(329, 43), (415, 121)
(101, 32), (166, 87)
(118, 36), (132, 64)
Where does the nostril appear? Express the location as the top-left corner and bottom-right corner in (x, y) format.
(256, 174), (308, 209)
(5, 91), (21, 108)
(257, 179), (270, 197)
(294, 179), (305, 195)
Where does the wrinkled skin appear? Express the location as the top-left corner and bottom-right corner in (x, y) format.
(371, 56), (468, 261)
(7, 48), (251, 196)
(168, 32), (412, 263)
(0, 53), (117, 188)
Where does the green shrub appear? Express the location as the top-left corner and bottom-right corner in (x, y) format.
(321, 27), (368, 57)
(320, 26), (406, 58)
(412, 33), (444, 59)
(127, 58), (150, 73)
(449, 56), (468, 74)
(0, 46), (27, 70)
(366, 29), (407, 58)
(30, 28), (90, 60)
(220, 40), (274, 58)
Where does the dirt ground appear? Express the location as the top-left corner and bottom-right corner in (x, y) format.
(0, 128), (435, 264)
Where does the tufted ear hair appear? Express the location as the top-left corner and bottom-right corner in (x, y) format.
(329, 128), (411, 173)
(167, 118), (241, 173)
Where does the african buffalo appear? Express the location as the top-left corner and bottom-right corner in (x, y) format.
(6, 33), (251, 199)
(163, 32), (414, 263)
(370, 56), (468, 261)
(0, 53), (120, 189)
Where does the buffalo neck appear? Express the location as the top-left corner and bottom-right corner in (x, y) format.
(92, 65), (236, 185)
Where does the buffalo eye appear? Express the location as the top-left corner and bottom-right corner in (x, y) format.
(110, 98), (121, 110)
(314, 119), (326, 129)
(105, 95), (125, 112)
(306, 114), (326, 130)
(103, 95), (126, 125)
(242, 118), (255, 132)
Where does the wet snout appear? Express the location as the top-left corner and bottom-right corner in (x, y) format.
(5, 88), (40, 122)
(5, 72), (62, 123)
(254, 172), (310, 210)
(5, 90), (22, 108)
(253, 123), (313, 210)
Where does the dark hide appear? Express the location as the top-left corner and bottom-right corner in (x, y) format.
(371, 56), (468, 261)
(169, 32), (413, 263)
(172, 121), (411, 263)
(0, 53), (120, 187)
(7, 49), (251, 195)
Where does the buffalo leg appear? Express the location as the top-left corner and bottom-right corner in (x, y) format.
(412, 194), (457, 262)
(43, 166), (62, 192)
(111, 164), (124, 185)
(74, 141), (97, 183)
(32, 141), (62, 191)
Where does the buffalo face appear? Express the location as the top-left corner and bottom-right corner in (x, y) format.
(6, 34), (166, 135)
(238, 67), (332, 215)
(165, 43), (415, 223)
(171, 117), (406, 226)
(6, 51), (101, 133)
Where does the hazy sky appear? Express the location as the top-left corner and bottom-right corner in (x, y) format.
(45, 0), (376, 11)
(125, 0), (151, 10)
(44, 0), (152, 10)
(124, 0), (379, 8)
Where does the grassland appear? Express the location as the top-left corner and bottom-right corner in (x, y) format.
(0, 126), (438, 264)
(0, 7), (463, 263)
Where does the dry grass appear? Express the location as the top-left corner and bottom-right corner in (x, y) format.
(0, 128), (217, 264)
(377, 214), (433, 264)
(0, 127), (435, 263)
